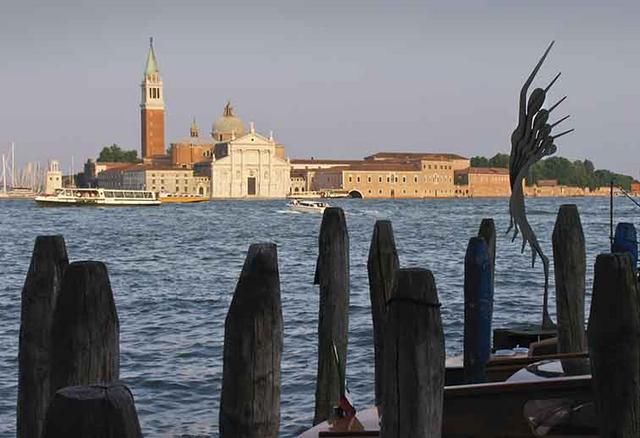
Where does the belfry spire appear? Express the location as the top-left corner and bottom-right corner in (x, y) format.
(145, 37), (159, 75)
(190, 118), (199, 137)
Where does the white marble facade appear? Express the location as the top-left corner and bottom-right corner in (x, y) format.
(210, 130), (290, 198)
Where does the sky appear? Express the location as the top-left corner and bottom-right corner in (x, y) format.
(1, 0), (639, 177)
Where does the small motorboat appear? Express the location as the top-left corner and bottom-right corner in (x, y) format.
(289, 199), (330, 213)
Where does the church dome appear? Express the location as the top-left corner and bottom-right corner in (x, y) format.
(212, 102), (245, 140)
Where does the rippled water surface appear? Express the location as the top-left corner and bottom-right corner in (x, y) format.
(1, 197), (638, 437)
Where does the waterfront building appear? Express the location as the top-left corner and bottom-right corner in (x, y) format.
(96, 165), (134, 190)
(524, 180), (587, 197)
(632, 181), (640, 195)
(44, 160), (62, 194)
(140, 38), (166, 161)
(98, 164), (210, 196)
(208, 124), (291, 198)
(454, 167), (511, 197)
(364, 152), (471, 171)
(290, 159), (363, 193)
(83, 159), (134, 187)
(308, 153), (461, 198)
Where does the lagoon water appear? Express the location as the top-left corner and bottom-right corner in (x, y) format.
(0, 197), (637, 437)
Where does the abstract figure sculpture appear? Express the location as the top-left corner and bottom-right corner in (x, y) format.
(508, 41), (573, 329)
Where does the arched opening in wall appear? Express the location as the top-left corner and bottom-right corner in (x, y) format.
(348, 190), (363, 199)
(199, 187), (204, 195)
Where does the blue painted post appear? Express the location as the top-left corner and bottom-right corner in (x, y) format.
(464, 237), (494, 383)
(612, 223), (638, 269)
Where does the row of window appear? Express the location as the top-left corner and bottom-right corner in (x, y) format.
(423, 164), (453, 170)
(364, 188), (454, 195)
(150, 186), (190, 192)
(103, 191), (154, 199)
(150, 173), (189, 178)
(347, 174), (452, 183)
(150, 179), (190, 185)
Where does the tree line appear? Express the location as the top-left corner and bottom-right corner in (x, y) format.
(470, 153), (636, 190)
(97, 144), (139, 163)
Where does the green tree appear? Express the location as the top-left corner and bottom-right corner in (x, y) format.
(471, 152), (633, 189)
(470, 156), (490, 167)
(97, 144), (139, 163)
(470, 153), (509, 168)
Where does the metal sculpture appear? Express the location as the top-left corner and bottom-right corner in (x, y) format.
(508, 41), (573, 329)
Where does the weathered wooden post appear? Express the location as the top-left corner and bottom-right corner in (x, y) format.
(381, 268), (444, 438)
(552, 205), (587, 355)
(612, 222), (638, 268)
(463, 237), (493, 383)
(367, 220), (399, 407)
(219, 243), (283, 438)
(42, 383), (142, 438)
(477, 218), (496, 290)
(50, 261), (120, 394)
(313, 207), (349, 425)
(588, 253), (640, 437)
(17, 235), (69, 438)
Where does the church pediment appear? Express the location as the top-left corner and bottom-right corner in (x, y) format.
(230, 132), (273, 147)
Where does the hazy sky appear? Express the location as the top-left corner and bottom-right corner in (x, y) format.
(1, 0), (638, 176)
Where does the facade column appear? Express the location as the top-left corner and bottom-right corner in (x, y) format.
(259, 149), (263, 196)
(268, 150), (273, 197)
(214, 155), (216, 199)
(240, 148), (244, 197)
(230, 145), (234, 197)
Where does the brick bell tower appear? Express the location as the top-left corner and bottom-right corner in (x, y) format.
(140, 37), (165, 159)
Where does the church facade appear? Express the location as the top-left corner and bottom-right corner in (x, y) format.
(209, 126), (290, 198)
(136, 39), (291, 198)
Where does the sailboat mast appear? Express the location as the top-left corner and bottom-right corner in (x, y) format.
(11, 142), (15, 189)
(2, 154), (6, 193)
(71, 156), (75, 187)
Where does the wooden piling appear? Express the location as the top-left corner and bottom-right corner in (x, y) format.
(219, 243), (283, 438)
(313, 207), (350, 425)
(464, 237), (493, 383)
(477, 218), (496, 290)
(588, 253), (640, 437)
(17, 236), (69, 438)
(50, 261), (120, 395)
(552, 204), (587, 355)
(367, 220), (399, 407)
(381, 268), (444, 438)
(42, 383), (142, 438)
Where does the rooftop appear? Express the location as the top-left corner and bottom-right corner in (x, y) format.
(291, 158), (363, 165)
(99, 163), (192, 175)
(318, 161), (422, 172)
(171, 137), (215, 147)
(364, 152), (469, 162)
(464, 167), (509, 175)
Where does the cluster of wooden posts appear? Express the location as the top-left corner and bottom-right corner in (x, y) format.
(14, 205), (640, 437)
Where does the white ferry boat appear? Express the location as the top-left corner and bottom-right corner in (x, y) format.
(288, 199), (330, 213)
(35, 188), (161, 206)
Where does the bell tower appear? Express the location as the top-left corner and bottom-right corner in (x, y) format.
(140, 37), (165, 159)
